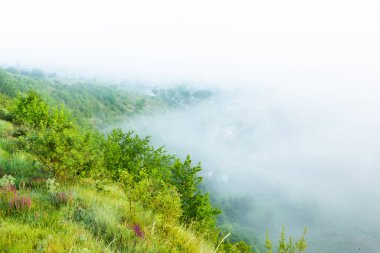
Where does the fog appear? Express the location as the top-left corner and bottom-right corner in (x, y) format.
(120, 82), (380, 252)
(2, 0), (380, 84)
(2, 0), (380, 252)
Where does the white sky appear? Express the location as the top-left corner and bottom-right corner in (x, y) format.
(1, 0), (380, 85)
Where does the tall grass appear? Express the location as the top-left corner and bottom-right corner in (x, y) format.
(0, 179), (216, 253)
(0, 152), (38, 179)
(0, 120), (13, 137)
(72, 184), (216, 253)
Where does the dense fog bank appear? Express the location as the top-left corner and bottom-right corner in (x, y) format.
(120, 85), (380, 252)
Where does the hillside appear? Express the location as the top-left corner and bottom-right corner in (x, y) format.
(0, 67), (307, 253)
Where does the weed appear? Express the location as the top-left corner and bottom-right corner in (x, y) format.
(0, 184), (17, 203)
(129, 224), (144, 239)
(54, 191), (73, 206)
(46, 178), (59, 194)
(8, 194), (33, 213)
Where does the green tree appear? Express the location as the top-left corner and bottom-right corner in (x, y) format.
(103, 129), (172, 181)
(12, 91), (49, 128)
(12, 91), (102, 180)
(170, 156), (220, 232)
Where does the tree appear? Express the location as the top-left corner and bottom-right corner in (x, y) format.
(12, 91), (49, 128)
(170, 156), (220, 232)
(12, 91), (102, 180)
(103, 129), (172, 182)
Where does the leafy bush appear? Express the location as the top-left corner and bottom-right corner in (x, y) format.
(105, 129), (219, 233)
(12, 91), (50, 128)
(12, 92), (103, 180)
(103, 129), (172, 181)
(123, 174), (182, 223)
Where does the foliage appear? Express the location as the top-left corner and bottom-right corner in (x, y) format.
(46, 178), (59, 194)
(265, 228), (308, 253)
(0, 121), (12, 139)
(265, 232), (273, 253)
(221, 241), (253, 253)
(127, 175), (182, 223)
(105, 129), (219, 233)
(103, 129), (172, 181)
(12, 91), (50, 128)
(0, 68), (17, 97)
(212, 195), (262, 251)
(13, 92), (103, 179)
(0, 174), (16, 187)
(1, 66), (164, 128)
(152, 85), (212, 108)
(170, 156), (221, 232)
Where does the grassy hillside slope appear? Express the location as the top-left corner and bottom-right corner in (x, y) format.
(0, 67), (307, 253)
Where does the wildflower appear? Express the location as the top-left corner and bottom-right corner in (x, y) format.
(132, 224), (144, 239)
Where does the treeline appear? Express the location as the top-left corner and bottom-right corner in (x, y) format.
(0, 67), (213, 128)
(0, 67), (163, 128)
(152, 85), (212, 108)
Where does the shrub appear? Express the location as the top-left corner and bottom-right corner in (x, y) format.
(131, 176), (182, 223)
(10, 92), (102, 180)
(12, 91), (50, 128)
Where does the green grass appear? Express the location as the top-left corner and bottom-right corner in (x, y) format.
(0, 111), (219, 252)
(0, 131), (216, 253)
(0, 180), (216, 253)
(0, 120), (13, 138)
